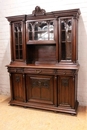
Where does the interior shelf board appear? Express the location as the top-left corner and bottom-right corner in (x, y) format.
(27, 40), (56, 45)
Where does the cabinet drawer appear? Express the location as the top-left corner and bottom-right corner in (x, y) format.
(24, 68), (54, 74)
(56, 70), (76, 75)
(8, 68), (24, 73)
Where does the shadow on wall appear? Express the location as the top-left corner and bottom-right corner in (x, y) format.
(78, 14), (87, 106)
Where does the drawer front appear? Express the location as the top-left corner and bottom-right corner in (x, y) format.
(56, 69), (76, 75)
(24, 68), (55, 75)
(8, 68), (77, 76)
(8, 68), (24, 73)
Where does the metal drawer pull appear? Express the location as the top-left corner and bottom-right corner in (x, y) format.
(36, 70), (42, 74)
(16, 69), (23, 72)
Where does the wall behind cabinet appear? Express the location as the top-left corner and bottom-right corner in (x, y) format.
(0, 0), (87, 106)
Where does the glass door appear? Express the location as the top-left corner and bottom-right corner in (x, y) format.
(27, 20), (54, 41)
(59, 17), (72, 62)
(13, 22), (24, 61)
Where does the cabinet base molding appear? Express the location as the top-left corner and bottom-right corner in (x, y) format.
(9, 100), (78, 115)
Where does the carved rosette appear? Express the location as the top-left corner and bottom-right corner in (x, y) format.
(15, 76), (20, 83)
(32, 6), (46, 16)
(62, 79), (69, 87)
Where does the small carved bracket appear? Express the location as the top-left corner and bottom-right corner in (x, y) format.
(9, 21), (12, 25)
(32, 6), (46, 16)
(73, 14), (79, 20)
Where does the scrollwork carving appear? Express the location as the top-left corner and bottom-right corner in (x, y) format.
(32, 6), (46, 16)
(14, 23), (21, 32)
(62, 79), (69, 87)
(15, 76), (20, 83)
(31, 79), (49, 88)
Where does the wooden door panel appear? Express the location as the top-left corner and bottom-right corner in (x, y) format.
(58, 76), (75, 108)
(12, 73), (25, 101)
(26, 75), (54, 104)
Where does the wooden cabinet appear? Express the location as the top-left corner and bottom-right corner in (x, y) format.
(6, 6), (80, 114)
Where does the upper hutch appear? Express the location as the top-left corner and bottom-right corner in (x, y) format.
(6, 6), (80, 115)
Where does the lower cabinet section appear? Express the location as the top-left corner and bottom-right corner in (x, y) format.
(9, 68), (78, 115)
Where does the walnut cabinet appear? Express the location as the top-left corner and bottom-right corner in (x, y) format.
(6, 6), (80, 114)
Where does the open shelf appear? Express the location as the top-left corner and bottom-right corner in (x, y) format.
(27, 40), (56, 45)
(26, 44), (56, 64)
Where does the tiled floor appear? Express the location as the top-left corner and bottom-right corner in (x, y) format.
(0, 95), (87, 130)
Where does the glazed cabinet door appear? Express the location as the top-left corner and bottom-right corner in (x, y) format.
(59, 16), (78, 63)
(10, 73), (26, 102)
(11, 21), (26, 62)
(26, 75), (55, 105)
(58, 76), (75, 108)
(26, 20), (55, 41)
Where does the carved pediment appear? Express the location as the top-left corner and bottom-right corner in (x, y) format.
(32, 6), (46, 16)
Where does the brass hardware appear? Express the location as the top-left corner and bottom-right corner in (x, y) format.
(36, 70), (42, 74)
(16, 68), (24, 73)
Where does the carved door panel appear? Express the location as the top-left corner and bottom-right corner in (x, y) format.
(58, 76), (75, 108)
(11, 73), (26, 102)
(26, 75), (54, 105)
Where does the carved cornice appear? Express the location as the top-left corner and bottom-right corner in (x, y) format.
(32, 6), (46, 16)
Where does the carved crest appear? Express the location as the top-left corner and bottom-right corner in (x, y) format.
(32, 6), (46, 16)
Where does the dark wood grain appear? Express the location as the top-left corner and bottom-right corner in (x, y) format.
(6, 6), (80, 115)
